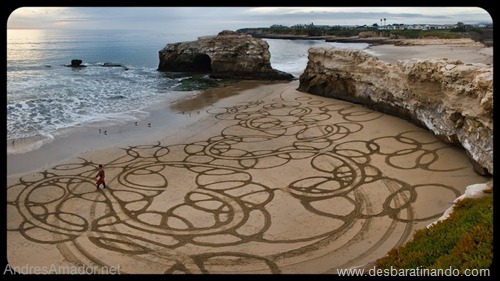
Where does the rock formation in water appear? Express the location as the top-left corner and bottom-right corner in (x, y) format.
(298, 47), (493, 175)
(66, 59), (86, 68)
(158, 30), (294, 80)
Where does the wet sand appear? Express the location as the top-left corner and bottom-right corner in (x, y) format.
(6, 77), (490, 273)
(7, 81), (269, 178)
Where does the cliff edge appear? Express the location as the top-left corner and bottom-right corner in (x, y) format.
(298, 47), (493, 175)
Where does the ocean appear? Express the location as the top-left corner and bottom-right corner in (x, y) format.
(6, 29), (368, 155)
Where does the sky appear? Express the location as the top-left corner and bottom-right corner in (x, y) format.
(7, 7), (493, 35)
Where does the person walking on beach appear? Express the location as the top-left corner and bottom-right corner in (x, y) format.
(96, 164), (106, 189)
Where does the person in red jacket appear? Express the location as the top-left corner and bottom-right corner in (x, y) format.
(96, 164), (106, 189)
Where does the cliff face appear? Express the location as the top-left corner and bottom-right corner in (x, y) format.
(298, 47), (493, 175)
(158, 30), (294, 81)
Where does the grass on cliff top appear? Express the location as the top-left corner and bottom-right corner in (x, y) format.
(375, 192), (493, 272)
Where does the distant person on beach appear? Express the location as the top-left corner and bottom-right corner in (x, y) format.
(95, 164), (106, 189)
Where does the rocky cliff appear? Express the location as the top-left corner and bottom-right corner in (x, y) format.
(158, 30), (294, 81)
(298, 47), (493, 175)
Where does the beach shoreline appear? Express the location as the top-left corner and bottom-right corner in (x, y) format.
(7, 80), (273, 180)
(6, 40), (492, 273)
(260, 35), (493, 65)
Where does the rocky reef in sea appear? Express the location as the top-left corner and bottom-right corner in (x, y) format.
(298, 47), (493, 175)
(158, 30), (294, 81)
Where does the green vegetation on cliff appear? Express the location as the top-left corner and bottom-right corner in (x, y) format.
(375, 193), (493, 272)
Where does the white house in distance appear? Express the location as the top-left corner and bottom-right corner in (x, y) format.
(377, 22), (492, 30)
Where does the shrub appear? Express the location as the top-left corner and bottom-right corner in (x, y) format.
(375, 194), (493, 273)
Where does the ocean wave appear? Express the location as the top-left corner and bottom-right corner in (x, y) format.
(8, 32), (369, 155)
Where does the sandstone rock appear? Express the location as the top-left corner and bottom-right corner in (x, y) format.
(298, 47), (493, 175)
(158, 31), (294, 81)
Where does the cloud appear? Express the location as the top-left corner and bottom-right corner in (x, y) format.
(7, 7), (493, 31)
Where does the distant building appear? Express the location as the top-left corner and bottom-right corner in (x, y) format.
(237, 21), (492, 35)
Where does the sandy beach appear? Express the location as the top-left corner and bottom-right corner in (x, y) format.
(364, 39), (493, 65)
(6, 42), (492, 274)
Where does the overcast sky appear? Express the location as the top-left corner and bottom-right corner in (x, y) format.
(7, 7), (493, 35)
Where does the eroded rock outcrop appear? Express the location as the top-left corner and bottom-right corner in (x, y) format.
(66, 59), (86, 68)
(298, 47), (493, 175)
(158, 30), (294, 80)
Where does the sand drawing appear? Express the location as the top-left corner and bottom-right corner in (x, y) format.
(7, 87), (484, 273)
